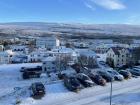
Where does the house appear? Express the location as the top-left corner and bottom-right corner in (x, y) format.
(10, 45), (29, 54)
(75, 49), (98, 68)
(28, 48), (49, 62)
(130, 47), (140, 65)
(0, 51), (10, 64)
(42, 56), (57, 74)
(133, 39), (140, 44)
(51, 47), (78, 64)
(92, 39), (113, 44)
(129, 44), (140, 49)
(74, 42), (89, 48)
(106, 47), (130, 68)
(0, 45), (4, 51)
(95, 44), (112, 54)
(11, 54), (28, 63)
(42, 47), (78, 74)
(36, 36), (60, 50)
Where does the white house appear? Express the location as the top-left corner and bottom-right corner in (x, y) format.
(133, 39), (140, 44)
(36, 36), (60, 49)
(10, 45), (29, 54)
(0, 51), (10, 64)
(106, 47), (130, 67)
(51, 47), (78, 64)
(0, 45), (4, 51)
(75, 49), (98, 68)
(42, 47), (78, 74)
(42, 56), (57, 74)
(11, 54), (28, 63)
(28, 48), (49, 62)
(74, 42), (89, 48)
(129, 44), (140, 49)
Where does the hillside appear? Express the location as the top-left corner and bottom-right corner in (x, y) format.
(0, 22), (140, 38)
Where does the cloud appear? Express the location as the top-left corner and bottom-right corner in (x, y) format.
(87, 0), (126, 10)
(125, 15), (140, 25)
(84, 2), (96, 11)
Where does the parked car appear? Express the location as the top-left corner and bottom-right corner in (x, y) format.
(20, 66), (42, 72)
(30, 82), (45, 97)
(129, 68), (140, 76)
(88, 73), (106, 86)
(99, 61), (109, 67)
(22, 71), (41, 79)
(97, 71), (114, 82)
(99, 61), (106, 65)
(71, 63), (81, 73)
(119, 70), (132, 79)
(76, 73), (95, 87)
(107, 70), (124, 81)
(133, 66), (140, 69)
(58, 73), (66, 80)
(64, 76), (83, 92)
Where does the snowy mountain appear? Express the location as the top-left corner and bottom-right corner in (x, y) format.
(0, 22), (140, 37)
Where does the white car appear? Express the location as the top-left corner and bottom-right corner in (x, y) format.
(106, 70), (124, 81)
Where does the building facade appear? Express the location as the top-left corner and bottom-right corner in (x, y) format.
(106, 47), (130, 67)
(36, 36), (60, 49)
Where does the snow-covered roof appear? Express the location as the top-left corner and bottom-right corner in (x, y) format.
(10, 45), (27, 49)
(43, 56), (56, 62)
(50, 47), (78, 56)
(75, 49), (96, 57)
(6, 50), (16, 55)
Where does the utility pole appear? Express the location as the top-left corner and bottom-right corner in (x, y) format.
(110, 79), (113, 105)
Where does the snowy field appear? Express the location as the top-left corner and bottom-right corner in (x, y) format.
(0, 63), (140, 105)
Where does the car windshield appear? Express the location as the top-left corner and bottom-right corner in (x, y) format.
(108, 71), (118, 75)
(134, 69), (140, 72)
(95, 75), (101, 79)
(82, 75), (89, 80)
(36, 84), (44, 90)
(70, 78), (80, 86)
(112, 71), (119, 75)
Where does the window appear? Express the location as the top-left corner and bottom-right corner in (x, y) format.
(52, 61), (55, 64)
(44, 67), (47, 71)
(43, 62), (46, 65)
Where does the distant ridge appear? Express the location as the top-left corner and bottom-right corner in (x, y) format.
(0, 22), (140, 37)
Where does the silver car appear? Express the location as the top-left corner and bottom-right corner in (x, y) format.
(106, 70), (124, 81)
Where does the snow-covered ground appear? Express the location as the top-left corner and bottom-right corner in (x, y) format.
(0, 63), (140, 105)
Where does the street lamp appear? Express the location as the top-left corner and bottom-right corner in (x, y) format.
(110, 77), (113, 105)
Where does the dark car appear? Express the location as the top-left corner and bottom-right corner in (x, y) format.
(30, 82), (45, 97)
(64, 76), (83, 92)
(71, 63), (81, 73)
(21, 66), (42, 79)
(119, 70), (132, 79)
(88, 73), (106, 86)
(129, 68), (140, 76)
(97, 71), (114, 82)
(22, 71), (41, 79)
(76, 73), (95, 87)
(20, 66), (42, 72)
